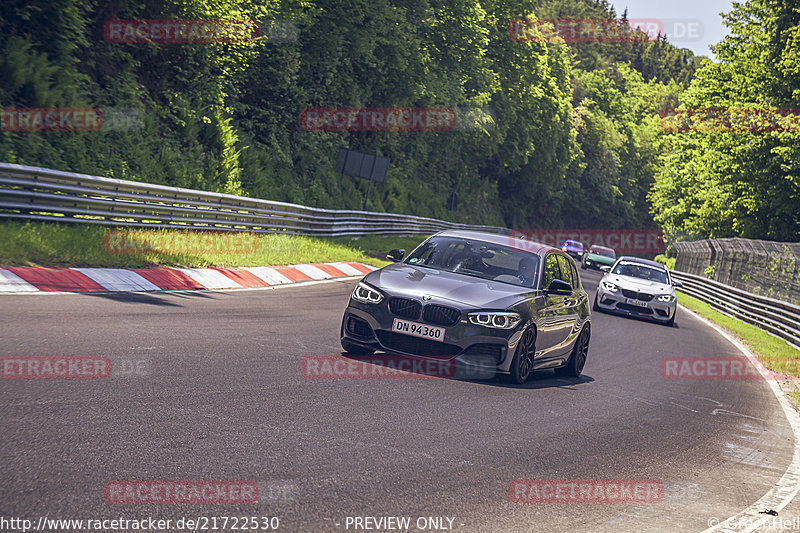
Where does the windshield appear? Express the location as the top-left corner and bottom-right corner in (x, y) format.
(612, 261), (669, 284)
(405, 236), (541, 288)
(564, 240), (582, 248)
(590, 246), (616, 258)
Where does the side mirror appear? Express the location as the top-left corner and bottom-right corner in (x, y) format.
(600, 265), (611, 272)
(672, 280), (683, 288)
(386, 249), (405, 262)
(546, 279), (572, 295)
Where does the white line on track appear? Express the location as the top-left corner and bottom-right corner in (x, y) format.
(681, 304), (800, 533)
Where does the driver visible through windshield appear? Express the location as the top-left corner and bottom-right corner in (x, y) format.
(405, 236), (541, 288)
(612, 260), (669, 284)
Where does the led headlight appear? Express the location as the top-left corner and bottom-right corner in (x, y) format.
(656, 294), (674, 302)
(468, 312), (522, 329)
(601, 281), (619, 292)
(352, 282), (383, 304)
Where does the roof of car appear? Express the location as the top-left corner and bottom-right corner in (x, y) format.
(589, 245), (614, 252)
(434, 230), (556, 255)
(615, 256), (667, 269)
(564, 240), (582, 246)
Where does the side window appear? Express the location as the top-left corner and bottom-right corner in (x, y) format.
(543, 254), (561, 289)
(570, 261), (581, 290)
(556, 255), (574, 288)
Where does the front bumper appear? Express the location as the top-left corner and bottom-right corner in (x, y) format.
(341, 299), (525, 378)
(594, 286), (676, 322)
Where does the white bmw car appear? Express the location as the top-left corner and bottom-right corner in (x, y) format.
(593, 257), (682, 326)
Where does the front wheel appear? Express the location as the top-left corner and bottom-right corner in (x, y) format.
(555, 326), (590, 378)
(502, 327), (536, 384)
(341, 339), (375, 356)
(592, 294), (600, 312)
(665, 309), (676, 327)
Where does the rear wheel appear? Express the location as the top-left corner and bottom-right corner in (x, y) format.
(341, 339), (375, 356)
(503, 327), (536, 384)
(555, 326), (590, 378)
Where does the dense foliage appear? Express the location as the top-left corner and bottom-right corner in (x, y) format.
(650, 0), (800, 243)
(1, 0), (699, 230)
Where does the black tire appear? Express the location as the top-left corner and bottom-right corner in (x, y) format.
(555, 326), (590, 378)
(581, 263), (586, 270)
(665, 310), (676, 327)
(592, 293), (600, 312)
(502, 327), (536, 384)
(341, 339), (375, 356)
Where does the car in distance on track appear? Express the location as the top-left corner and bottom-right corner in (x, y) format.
(593, 256), (682, 326)
(340, 230), (592, 384)
(581, 245), (616, 270)
(561, 239), (584, 261)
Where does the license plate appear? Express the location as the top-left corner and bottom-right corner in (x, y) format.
(391, 318), (445, 341)
(626, 298), (649, 307)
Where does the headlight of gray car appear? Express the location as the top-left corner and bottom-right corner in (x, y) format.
(601, 280), (619, 292)
(656, 294), (675, 302)
(352, 282), (383, 304)
(468, 312), (522, 329)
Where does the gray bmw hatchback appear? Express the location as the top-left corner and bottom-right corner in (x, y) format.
(340, 230), (592, 383)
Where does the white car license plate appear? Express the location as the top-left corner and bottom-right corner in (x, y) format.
(391, 318), (445, 341)
(626, 298), (649, 307)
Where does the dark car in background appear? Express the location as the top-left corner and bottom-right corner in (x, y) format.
(561, 239), (584, 261)
(582, 245), (616, 270)
(340, 230), (592, 384)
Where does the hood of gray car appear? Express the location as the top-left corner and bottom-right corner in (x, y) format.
(604, 274), (674, 294)
(363, 263), (533, 309)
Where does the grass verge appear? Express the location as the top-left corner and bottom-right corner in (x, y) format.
(0, 221), (429, 269)
(677, 291), (800, 402)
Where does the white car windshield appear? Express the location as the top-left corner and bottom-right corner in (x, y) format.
(612, 261), (669, 284)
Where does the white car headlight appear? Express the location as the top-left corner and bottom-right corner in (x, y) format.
(352, 282), (383, 304)
(468, 312), (522, 330)
(601, 280), (619, 292)
(656, 294), (674, 302)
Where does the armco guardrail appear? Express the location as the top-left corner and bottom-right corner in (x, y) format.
(672, 270), (800, 348)
(0, 163), (506, 237)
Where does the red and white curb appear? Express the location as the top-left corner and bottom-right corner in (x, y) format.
(0, 262), (377, 293)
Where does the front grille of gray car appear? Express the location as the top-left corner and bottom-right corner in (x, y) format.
(422, 304), (460, 326)
(616, 302), (654, 315)
(620, 289), (654, 301)
(389, 298), (421, 319)
(376, 331), (461, 357)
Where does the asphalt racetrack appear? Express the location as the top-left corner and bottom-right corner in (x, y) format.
(0, 269), (795, 532)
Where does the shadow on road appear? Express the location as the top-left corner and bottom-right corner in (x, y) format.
(337, 351), (595, 390)
(82, 290), (217, 306)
